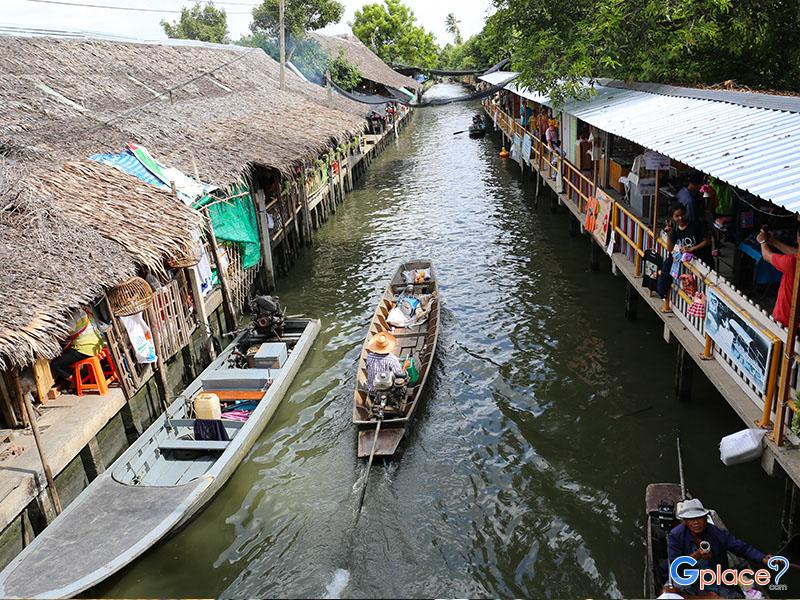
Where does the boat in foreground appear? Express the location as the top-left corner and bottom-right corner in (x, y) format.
(353, 260), (439, 458)
(0, 299), (320, 599)
(644, 483), (769, 598)
(469, 123), (487, 138)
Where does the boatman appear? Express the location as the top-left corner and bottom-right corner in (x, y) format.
(365, 332), (404, 396)
(667, 498), (771, 598)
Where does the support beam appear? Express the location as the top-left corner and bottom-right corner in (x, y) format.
(187, 265), (216, 360)
(674, 346), (694, 402)
(569, 215), (579, 237)
(79, 437), (105, 482)
(624, 282), (639, 321)
(204, 210), (237, 331)
(589, 238), (601, 271)
(254, 188), (277, 292)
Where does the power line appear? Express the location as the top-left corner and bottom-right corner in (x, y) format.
(18, 0), (256, 15)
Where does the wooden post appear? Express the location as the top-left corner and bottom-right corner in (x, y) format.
(278, 0), (286, 91)
(634, 227), (644, 276)
(0, 372), (20, 428)
(14, 369), (61, 515)
(204, 209), (237, 331)
(760, 339), (783, 428)
(254, 188), (276, 291)
(145, 304), (172, 412)
(589, 239), (600, 271)
(674, 346), (694, 402)
(624, 282), (639, 321)
(773, 247), (800, 445)
(187, 266), (216, 360)
(299, 168), (313, 245)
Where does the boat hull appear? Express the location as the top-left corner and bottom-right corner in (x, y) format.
(0, 318), (320, 599)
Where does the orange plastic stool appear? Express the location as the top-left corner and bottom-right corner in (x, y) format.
(73, 348), (117, 396)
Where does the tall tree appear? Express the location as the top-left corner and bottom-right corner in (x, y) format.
(445, 12), (462, 45)
(161, 2), (229, 44)
(491, 0), (800, 103)
(250, 0), (344, 60)
(351, 0), (440, 68)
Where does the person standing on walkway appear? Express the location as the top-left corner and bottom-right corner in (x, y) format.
(757, 227), (800, 327)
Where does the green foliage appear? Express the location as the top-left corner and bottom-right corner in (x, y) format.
(445, 13), (462, 45)
(330, 49), (363, 91)
(351, 0), (439, 68)
(161, 2), (229, 44)
(238, 34), (362, 90)
(250, 0), (344, 39)
(491, 0), (800, 103)
(438, 10), (509, 71)
(250, 0), (344, 60)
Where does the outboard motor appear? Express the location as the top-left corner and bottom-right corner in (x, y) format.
(371, 371), (408, 418)
(249, 295), (285, 338)
(656, 500), (677, 533)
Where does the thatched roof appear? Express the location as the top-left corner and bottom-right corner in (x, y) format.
(0, 34), (368, 369)
(0, 36), (368, 181)
(0, 159), (200, 369)
(310, 33), (421, 91)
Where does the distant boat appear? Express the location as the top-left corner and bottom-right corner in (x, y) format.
(0, 307), (320, 599)
(469, 120), (486, 138)
(353, 260), (440, 458)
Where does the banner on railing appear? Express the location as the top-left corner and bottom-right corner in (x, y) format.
(511, 133), (523, 166)
(584, 188), (614, 247)
(521, 134), (532, 165)
(704, 287), (779, 393)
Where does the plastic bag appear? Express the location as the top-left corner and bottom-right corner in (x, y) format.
(403, 355), (420, 385)
(120, 312), (157, 364)
(719, 428), (765, 466)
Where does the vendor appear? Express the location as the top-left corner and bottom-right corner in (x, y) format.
(664, 202), (713, 265)
(756, 227), (799, 327)
(50, 307), (104, 388)
(365, 332), (403, 396)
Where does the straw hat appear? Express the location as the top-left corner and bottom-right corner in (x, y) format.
(367, 332), (397, 355)
(676, 498), (709, 519)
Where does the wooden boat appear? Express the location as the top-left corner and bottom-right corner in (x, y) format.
(0, 314), (320, 599)
(353, 260), (439, 458)
(644, 483), (769, 598)
(469, 123), (486, 138)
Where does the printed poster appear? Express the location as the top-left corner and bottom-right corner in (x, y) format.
(521, 134), (533, 166)
(704, 287), (777, 393)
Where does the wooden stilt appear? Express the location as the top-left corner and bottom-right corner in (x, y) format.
(14, 369), (61, 515)
(204, 209), (237, 331)
(187, 266), (216, 360)
(145, 304), (172, 412)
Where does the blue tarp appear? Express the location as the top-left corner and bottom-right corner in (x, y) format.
(90, 150), (171, 190)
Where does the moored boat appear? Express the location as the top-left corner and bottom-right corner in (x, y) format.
(0, 298), (320, 599)
(469, 123), (486, 138)
(644, 483), (770, 598)
(353, 260), (439, 458)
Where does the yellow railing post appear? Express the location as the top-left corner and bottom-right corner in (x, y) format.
(760, 341), (783, 428)
(701, 334), (714, 360)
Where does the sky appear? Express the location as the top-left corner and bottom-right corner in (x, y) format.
(0, 0), (494, 45)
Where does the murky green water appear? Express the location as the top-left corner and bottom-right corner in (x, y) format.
(100, 85), (785, 598)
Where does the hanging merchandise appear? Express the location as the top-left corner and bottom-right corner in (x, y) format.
(679, 273), (697, 297)
(119, 312), (157, 364)
(641, 250), (663, 292)
(687, 292), (707, 319)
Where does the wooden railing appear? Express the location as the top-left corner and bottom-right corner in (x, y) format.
(487, 101), (794, 440)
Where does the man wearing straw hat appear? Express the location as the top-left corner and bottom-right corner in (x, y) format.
(365, 332), (404, 396)
(667, 498), (771, 597)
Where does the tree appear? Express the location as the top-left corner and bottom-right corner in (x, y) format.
(329, 49), (363, 91)
(351, 0), (440, 68)
(438, 10), (507, 71)
(445, 13), (462, 45)
(250, 0), (344, 60)
(490, 0), (800, 103)
(161, 2), (229, 44)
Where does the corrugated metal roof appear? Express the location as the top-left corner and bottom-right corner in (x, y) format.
(481, 73), (800, 212)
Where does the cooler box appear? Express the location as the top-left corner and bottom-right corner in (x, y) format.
(253, 342), (288, 369)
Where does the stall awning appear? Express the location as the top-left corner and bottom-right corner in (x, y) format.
(484, 73), (800, 212)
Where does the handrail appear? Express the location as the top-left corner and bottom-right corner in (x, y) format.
(486, 102), (792, 439)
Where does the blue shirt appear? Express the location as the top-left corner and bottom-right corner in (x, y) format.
(668, 523), (765, 571)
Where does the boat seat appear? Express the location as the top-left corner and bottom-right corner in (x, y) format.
(158, 440), (230, 452)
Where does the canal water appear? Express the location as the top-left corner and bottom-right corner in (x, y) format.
(101, 84), (786, 598)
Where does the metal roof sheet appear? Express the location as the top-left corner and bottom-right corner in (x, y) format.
(481, 73), (800, 211)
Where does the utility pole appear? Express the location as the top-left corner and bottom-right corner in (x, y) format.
(279, 0), (286, 91)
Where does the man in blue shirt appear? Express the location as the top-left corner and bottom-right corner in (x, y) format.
(676, 172), (704, 224)
(668, 498), (771, 598)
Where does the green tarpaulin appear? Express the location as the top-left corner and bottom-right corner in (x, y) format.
(195, 184), (261, 270)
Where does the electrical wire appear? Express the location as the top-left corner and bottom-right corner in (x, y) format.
(17, 0), (254, 15)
